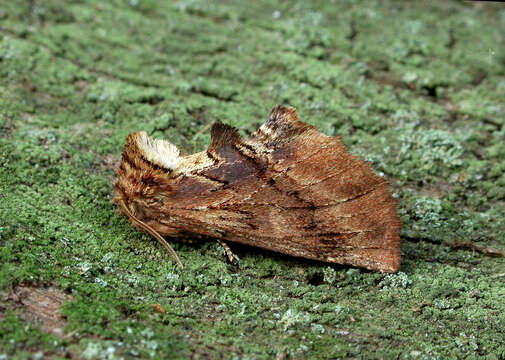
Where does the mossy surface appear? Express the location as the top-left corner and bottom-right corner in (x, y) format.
(1, 1), (504, 359)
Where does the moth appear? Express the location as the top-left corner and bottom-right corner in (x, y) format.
(114, 106), (401, 273)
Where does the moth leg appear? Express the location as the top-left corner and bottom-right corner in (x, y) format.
(216, 239), (239, 263)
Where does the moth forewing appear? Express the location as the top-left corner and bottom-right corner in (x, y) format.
(114, 105), (402, 273)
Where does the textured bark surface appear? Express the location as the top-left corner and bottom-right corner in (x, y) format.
(1, 1), (504, 359)
(9, 285), (72, 338)
(115, 106), (401, 272)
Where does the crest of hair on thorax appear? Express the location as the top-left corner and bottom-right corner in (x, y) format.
(135, 131), (180, 170)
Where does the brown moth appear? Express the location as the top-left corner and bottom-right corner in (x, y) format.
(114, 105), (401, 273)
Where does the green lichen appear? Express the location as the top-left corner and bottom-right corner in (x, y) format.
(1, 0), (505, 358)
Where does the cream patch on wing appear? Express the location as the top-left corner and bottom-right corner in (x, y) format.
(136, 131), (180, 170)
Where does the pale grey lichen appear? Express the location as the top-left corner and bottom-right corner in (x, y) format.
(311, 323), (325, 334)
(322, 266), (337, 285)
(413, 197), (443, 228)
(397, 125), (466, 171)
(279, 309), (311, 331)
(378, 272), (412, 290)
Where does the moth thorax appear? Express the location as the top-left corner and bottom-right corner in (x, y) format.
(136, 131), (180, 171)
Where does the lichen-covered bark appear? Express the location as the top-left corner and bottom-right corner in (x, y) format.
(0, 1), (504, 359)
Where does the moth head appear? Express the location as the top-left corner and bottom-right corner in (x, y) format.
(113, 132), (184, 268)
(114, 131), (180, 218)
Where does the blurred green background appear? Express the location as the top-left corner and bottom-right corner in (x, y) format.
(0, 1), (504, 359)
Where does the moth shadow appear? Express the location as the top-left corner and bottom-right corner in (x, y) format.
(185, 237), (361, 276)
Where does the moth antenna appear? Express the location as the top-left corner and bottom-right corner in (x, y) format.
(119, 200), (184, 269)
